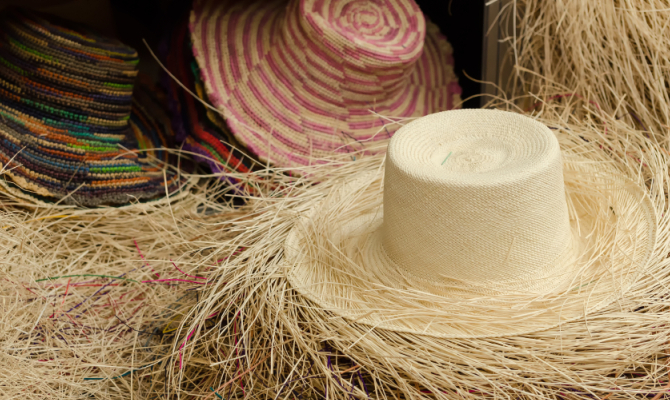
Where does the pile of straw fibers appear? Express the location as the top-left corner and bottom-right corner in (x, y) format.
(501, 0), (670, 138)
(0, 168), (287, 398)
(2, 96), (670, 398)
(167, 96), (670, 399)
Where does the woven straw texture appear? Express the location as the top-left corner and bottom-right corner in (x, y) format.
(189, 0), (462, 171)
(0, 8), (190, 206)
(161, 19), (260, 194)
(286, 109), (656, 338)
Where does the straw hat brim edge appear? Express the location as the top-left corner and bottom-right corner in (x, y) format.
(284, 161), (658, 339)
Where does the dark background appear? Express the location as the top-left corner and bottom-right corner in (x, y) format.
(0, 0), (485, 108)
(415, 0), (484, 108)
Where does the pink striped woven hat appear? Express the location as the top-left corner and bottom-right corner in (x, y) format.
(190, 0), (462, 170)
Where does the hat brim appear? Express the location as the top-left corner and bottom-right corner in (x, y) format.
(0, 85), (198, 207)
(0, 171), (197, 208)
(285, 152), (657, 338)
(189, 0), (462, 171)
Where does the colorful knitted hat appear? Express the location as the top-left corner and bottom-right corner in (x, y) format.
(162, 19), (259, 194)
(0, 8), (191, 206)
(189, 0), (462, 172)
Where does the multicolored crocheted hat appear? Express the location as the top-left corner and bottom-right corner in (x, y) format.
(190, 0), (462, 172)
(0, 8), (191, 206)
(162, 19), (259, 194)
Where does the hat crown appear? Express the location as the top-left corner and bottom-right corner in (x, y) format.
(291, 0), (426, 100)
(381, 110), (573, 288)
(0, 8), (139, 132)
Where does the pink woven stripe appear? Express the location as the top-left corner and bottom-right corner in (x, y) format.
(303, 57), (344, 90)
(242, 9), (255, 73)
(247, 79), (304, 132)
(303, 120), (335, 134)
(255, 60), (301, 115)
(348, 120), (384, 130)
(227, 9), (242, 82)
(215, 3), (232, 97)
(269, 128), (310, 155)
(275, 36), (308, 81)
(231, 89), (270, 131)
(299, 33), (349, 76)
(191, 1), (214, 94)
(301, 84), (347, 115)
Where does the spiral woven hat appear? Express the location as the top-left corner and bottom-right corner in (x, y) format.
(189, 0), (462, 171)
(285, 109), (657, 338)
(0, 8), (191, 206)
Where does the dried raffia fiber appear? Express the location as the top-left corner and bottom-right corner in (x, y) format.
(0, 159), (296, 399)
(498, 0), (670, 140)
(3, 86), (670, 398)
(2, 99), (670, 398)
(162, 95), (670, 400)
(5, 36), (670, 398)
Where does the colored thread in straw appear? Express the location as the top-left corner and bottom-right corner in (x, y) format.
(36, 275), (140, 283)
(441, 152), (452, 165)
(204, 353), (272, 400)
(134, 239), (160, 277)
(83, 363), (155, 381)
(142, 278), (212, 284)
(171, 259), (206, 279)
(209, 387), (224, 399)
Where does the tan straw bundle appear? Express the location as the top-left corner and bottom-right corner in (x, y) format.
(3, 97), (669, 399)
(0, 171), (284, 398)
(500, 0), (670, 136)
(165, 98), (670, 399)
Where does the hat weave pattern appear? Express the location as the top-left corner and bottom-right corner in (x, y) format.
(190, 0), (462, 171)
(0, 9), (187, 205)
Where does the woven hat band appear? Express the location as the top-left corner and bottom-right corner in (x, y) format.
(282, 0), (425, 102)
(380, 111), (573, 285)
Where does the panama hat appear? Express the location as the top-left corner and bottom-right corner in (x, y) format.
(0, 8), (193, 206)
(189, 0), (462, 172)
(284, 109), (657, 338)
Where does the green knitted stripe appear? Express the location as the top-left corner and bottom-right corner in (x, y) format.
(2, 103), (125, 144)
(42, 117), (92, 132)
(68, 143), (118, 152)
(0, 109), (28, 133)
(89, 165), (142, 173)
(0, 111), (120, 149)
(9, 38), (53, 61)
(0, 56), (26, 75)
(61, 131), (122, 144)
(103, 82), (134, 89)
(22, 98), (87, 121)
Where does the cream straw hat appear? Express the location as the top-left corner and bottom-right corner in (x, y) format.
(189, 0), (462, 172)
(285, 109), (657, 338)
